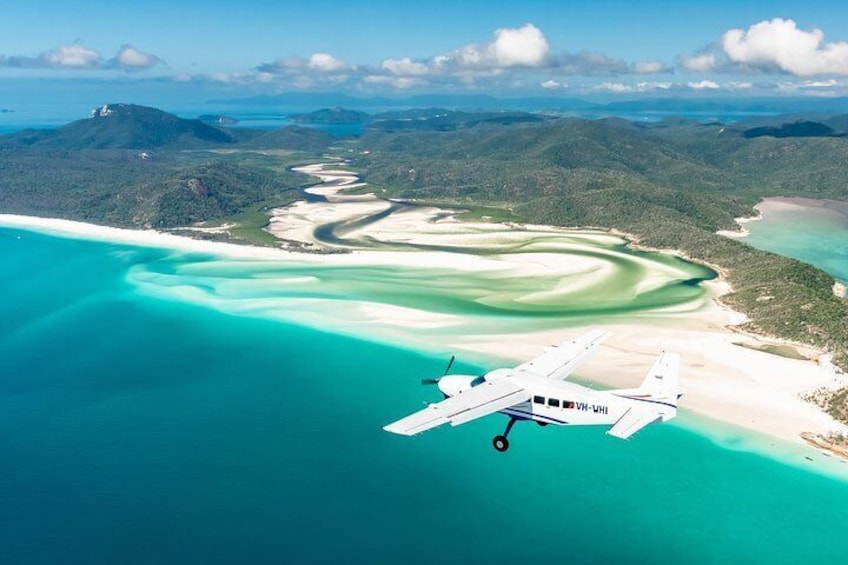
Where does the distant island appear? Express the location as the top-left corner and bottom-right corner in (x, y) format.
(286, 106), (549, 131)
(288, 107), (371, 124)
(0, 108), (13, 113)
(197, 114), (239, 126)
(210, 91), (848, 115)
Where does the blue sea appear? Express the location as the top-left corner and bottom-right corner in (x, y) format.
(744, 198), (848, 285)
(1, 227), (847, 564)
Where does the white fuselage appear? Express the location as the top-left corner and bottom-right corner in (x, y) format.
(438, 370), (673, 429)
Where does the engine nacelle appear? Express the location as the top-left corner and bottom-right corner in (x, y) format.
(437, 375), (478, 398)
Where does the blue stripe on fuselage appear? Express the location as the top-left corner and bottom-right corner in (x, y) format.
(501, 407), (569, 425)
(612, 394), (676, 409)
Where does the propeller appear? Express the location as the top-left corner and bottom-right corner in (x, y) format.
(421, 355), (455, 385)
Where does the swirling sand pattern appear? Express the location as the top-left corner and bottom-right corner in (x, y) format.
(127, 162), (715, 344)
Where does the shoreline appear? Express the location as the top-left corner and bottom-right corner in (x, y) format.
(3, 174), (848, 465)
(715, 210), (763, 238)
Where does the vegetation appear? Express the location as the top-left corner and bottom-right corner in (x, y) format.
(244, 125), (336, 151)
(0, 104), (331, 230)
(288, 107), (371, 124)
(6, 103), (237, 149)
(367, 110), (548, 132)
(354, 116), (848, 375)
(2, 105), (847, 419)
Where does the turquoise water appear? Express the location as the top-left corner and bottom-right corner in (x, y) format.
(2, 228), (848, 564)
(744, 199), (848, 285)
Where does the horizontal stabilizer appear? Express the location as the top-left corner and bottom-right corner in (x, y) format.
(607, 408), (662, 440)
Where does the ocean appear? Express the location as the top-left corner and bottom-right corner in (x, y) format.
(743, 198), (848, 285)
(1, 227), (847, 564)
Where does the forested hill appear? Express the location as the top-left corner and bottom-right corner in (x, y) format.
(356, 116), (848, 374)
(5, 103), (238, 149)
(0, 104), (334, 229)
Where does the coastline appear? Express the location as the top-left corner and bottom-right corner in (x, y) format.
(715, 210), (763, 238)
(3, 177), (848, 463)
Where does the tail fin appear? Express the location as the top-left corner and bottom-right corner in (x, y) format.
(608, 352), (681, 439)
(639, 352), (680, 421)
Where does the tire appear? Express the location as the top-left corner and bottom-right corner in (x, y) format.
(493, 435), (509, 452)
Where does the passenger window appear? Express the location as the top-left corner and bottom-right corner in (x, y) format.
(548, 398), (560, 408)
(533, 395), (545, 404)
(563, 401), (575, 409)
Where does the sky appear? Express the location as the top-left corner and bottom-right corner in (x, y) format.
(3, 0), (848, 104)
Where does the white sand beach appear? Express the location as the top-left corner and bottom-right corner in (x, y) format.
(2, 164), (847, 453)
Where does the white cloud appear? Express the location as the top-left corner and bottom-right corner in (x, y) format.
(679, 52), (716, 72)
(256, 52), (352, 78)
(595, 81), (673, 93)
(382, 57), (430, 76)
(487, 23), (550, 67)
(2, 43), (102, 68)
(687, 79), (720, 89)
(633, 61), (668, 74)
(43, 44), (101, 68)
(364, 75), (424, 89)
(800, 79), (838, 88)
(307, 52), (350, 72)
(430, 23), (550, 72)
(113, 44), (161, 69)
(594, 80), (729, 93)
(722, 18), (848, 76)
(540, 79), (561, 89)
(208, 72), (237, 83)
(251, 23), (679, 91)
(595, 82), (635, 93)
(1, 42), (162, 71)
(774, 78), (847, 96)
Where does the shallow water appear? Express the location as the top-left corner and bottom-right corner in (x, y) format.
(123, 229), (715, 355)
(1, 228), (847, 564)
(744, 198), (848, 285)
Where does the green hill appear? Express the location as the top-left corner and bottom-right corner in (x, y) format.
(246, 125), (336, 151)
(288, 107), (371, 124)
(368, 110), (547, 132)
(0, 104), (335, 231)
(6, 103), (237, 149)
(0, 146), (307, 229)
(356, 117), (848, 371)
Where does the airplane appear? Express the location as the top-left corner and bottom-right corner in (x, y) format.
(383, 329), (681, 451)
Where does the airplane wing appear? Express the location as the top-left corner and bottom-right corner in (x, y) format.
(606, 407), (662, 440)
(514, 329), (609, 380)
(383, 379), (529, 436)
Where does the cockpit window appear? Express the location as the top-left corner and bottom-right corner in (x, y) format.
(471, 376), (486, 387)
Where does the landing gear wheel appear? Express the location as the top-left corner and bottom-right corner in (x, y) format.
(537, 421), (548, 427)
(493, 435), (509, 452)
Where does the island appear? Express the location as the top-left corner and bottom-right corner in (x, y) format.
(288, 106), (371, 124)
(1, 102), (847, 457)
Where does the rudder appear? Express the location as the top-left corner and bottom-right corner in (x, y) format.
(639, 352), (680, 419)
